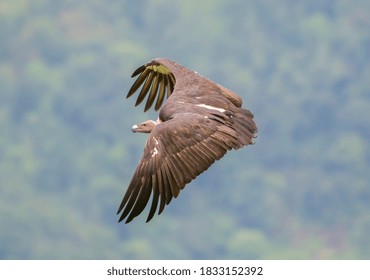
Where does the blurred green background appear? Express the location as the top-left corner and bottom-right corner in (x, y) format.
(1, 0), (369, 259)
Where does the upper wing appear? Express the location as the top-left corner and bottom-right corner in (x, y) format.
(127, 58), (245, 113)
(117, 113), (245, 223)
(126, 61), (176, 112)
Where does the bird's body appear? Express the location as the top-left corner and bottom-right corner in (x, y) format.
(118, 58), (257, 223)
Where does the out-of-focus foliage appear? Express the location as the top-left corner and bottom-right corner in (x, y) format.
(1, 0), (369, 259)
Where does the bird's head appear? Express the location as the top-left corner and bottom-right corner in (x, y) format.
(132, 120), (157, 133)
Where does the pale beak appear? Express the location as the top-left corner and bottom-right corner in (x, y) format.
(132, 124), (138, 132)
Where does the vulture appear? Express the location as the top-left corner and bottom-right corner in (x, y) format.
(117, 58), (257, 223)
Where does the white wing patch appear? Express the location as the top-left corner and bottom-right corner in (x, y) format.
(151, 147), (159, 158)
(196, 104), (226, 113)
(151, 137), (160, 158)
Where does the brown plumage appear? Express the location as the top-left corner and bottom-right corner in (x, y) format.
(118, 58), (257, 223)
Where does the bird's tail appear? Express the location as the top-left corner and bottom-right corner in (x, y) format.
(232, 108), (257, 148)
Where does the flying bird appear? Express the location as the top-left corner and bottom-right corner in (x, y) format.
(117, 58), (257, 223)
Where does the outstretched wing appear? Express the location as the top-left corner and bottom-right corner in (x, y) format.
(127, 61), (176, 112)
(117, 113), (251, 223)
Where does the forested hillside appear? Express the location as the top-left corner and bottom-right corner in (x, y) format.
(1, 0), (369, 259)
